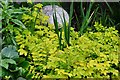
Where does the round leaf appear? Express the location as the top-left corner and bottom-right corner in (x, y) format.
(1, 45), (19, 59)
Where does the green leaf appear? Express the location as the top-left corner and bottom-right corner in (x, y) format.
(1, 67), (11, 77)
(0, 59), (16, 69)
(0, 61), (9, 69)
(80, 2), (85, 17)
(17, 77), (26, 80)
(68, 2), (73, 45)
(53, 10), (59, 35)
(1, 45), (19, 59)
(26, 73), (34, 79)
(104, 1), (113, 14)
(9, 67), (22, 72)
(12, 9), (24, 14)
(11, 19), (26, 29)
(16, 57), (25, 64)
(0, 2), (3, 8)
(18, 61), (29, 69)
(4, 59), (16, 64)
(79, 2), (93, 36)
(0, 67), (2, 77)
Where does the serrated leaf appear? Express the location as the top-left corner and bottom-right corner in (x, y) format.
(1, 45), (19, 59)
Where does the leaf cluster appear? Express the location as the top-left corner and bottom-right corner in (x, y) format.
(16, 19), (119, 78)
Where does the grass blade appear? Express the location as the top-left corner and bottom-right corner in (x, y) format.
(53, 5), (63, 50)
(59, 28), (62, 50)
(53, 8), (59, 35)
(80, 2), (85, 18)
(79, 2), (93, 35)
(68, 2), (73, 45)
(62, 10), (68, 45)
(104, 0), (113, 14)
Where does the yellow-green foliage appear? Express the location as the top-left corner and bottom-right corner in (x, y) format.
(15, 3), (119, 79)
(21, 3), (51, 30)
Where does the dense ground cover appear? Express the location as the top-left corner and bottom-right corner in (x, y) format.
(0, 1), (120, 80)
